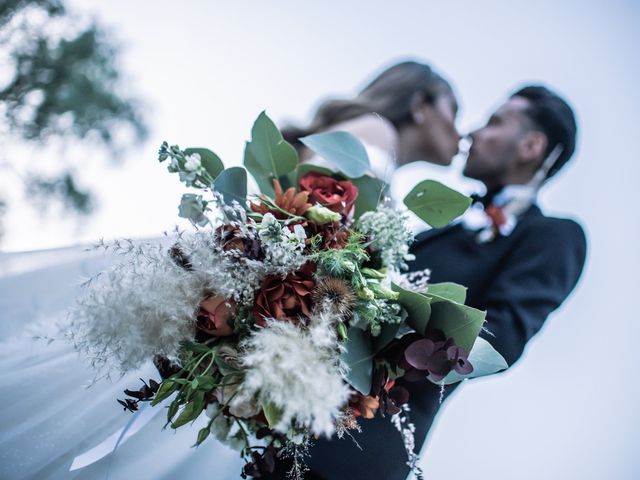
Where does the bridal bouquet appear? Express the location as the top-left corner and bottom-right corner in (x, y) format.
(68, 112), (507, 478)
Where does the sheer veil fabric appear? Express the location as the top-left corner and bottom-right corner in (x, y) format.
(0, 247), (243, 479)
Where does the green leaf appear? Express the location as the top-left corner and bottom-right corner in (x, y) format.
(391, 283), (432, 336)
(261, 400), (283, 429)
(300, 131), (370, 178)
(426, 298), (486, 352)
(244, 111), (298, 195)
(244, 142), (275, 197)
(213, 167), (247, 207)
(178, 193), (209, 226)
(372, 320), (402, 354)
(427, 282), (467, 304)
(431, 337), (508, 385)
(167, 401), (180, 423)
(196, 375), (216, 391)
(352, 175), (388, 219)
(151, 380), (178, 406)
(340, 327), (374, 395)
(194, 427), (210, 446)
(184, 147), (224, 182)
(171, 391), (205, 428)
(403, 179), (471, 228)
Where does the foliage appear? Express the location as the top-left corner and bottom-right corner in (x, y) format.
(0, 0), (147, 242)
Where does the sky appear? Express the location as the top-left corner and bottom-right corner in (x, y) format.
(2, 1), (640, 478)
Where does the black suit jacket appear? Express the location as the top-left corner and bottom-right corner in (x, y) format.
(273, 205), (587, 480)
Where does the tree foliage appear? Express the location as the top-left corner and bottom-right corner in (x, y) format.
(0, 0), (147, 242)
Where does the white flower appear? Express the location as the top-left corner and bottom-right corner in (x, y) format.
(231, 311), (350, 437)
(184, 153), (202, 171)
(257, 213), (307, 275)
(357, 207), (415, 271)
(67, 241), (206, 374)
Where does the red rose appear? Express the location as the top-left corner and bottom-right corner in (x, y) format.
(253, 263), (316, 326)
(196, 296), (236, 336)
(299, 172), (358, 216)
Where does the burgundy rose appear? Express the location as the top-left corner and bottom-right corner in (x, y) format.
(196, 296), (236, 337)
(299, 172), (358, 216)
(253, 263), (316, 326)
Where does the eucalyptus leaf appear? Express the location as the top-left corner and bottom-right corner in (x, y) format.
(352, 175), (388, 219)
(340, 327), (374, 395)
(427, 282), (467, 304)
(213, 167), (247, 207)
(372, 320), (402, 354)
(430, 337), (508, 385)
(244, 111), (298, 195)
(244, 142), (275, 197)
(184, 147), (224, 182)
(426, 298), (486, 353)
(178, 193), (209, 226)
(300, 131), (370, 178)
(391, 283), (432, 336)
(403, 179), (471, 228)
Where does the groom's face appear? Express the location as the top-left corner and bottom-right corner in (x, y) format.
(464, 96), (532, 186)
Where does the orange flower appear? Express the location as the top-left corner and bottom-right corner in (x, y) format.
(250, 180), (311, 219)
(349, 392), (380, 419)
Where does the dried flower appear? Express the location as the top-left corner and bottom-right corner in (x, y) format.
(403, 331), (473, 382)
(312, 277), (356, 319)
(232, 310), (351, 437)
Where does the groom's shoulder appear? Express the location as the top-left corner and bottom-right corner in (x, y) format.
(520, 208), (586, 243)
(517, 208), (587, 261)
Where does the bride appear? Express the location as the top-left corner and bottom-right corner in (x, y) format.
(0, 60), (461, 480)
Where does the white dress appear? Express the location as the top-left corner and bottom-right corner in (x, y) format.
(0, 246), (244, 479)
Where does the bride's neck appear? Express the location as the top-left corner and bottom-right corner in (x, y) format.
(395, 125), (421, 165)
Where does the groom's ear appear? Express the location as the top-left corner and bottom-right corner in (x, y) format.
(516, 131), (548, 167)
(410, 92), (427, 125)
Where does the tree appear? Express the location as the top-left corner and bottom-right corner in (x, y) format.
(0, 0), (147, 243)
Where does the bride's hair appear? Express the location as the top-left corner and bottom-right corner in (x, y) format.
(282, 60), (453, 150)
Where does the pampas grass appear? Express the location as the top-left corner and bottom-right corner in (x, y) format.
(231, 311), (351, 437)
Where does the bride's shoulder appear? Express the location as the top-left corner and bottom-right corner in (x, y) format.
(327, 113), (398, 154)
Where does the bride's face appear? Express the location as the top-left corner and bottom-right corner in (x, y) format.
(412, 92), (461, 166)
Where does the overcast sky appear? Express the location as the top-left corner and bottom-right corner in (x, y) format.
(3, 1), (639, 478)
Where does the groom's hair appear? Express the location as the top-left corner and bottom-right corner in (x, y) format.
(512, 86), (577, 179)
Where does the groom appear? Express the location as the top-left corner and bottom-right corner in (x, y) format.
(303, 85), (587, 480)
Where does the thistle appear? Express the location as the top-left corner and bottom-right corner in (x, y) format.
(312, 277), (357, 319)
